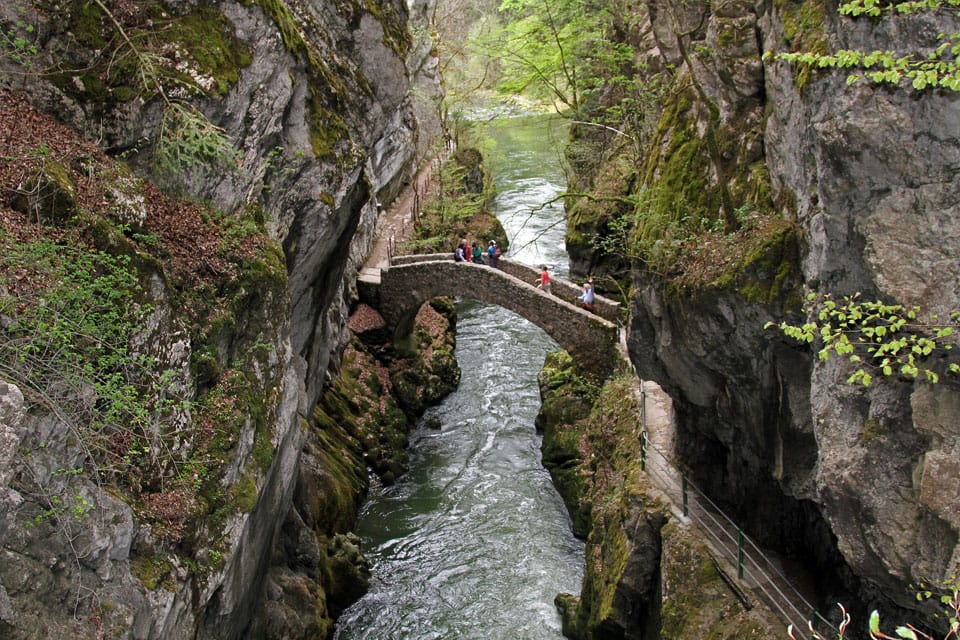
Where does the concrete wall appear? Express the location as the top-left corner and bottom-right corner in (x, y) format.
(378, 260), (622, 379)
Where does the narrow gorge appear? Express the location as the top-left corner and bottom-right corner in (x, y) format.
(0, 0), (958, 639)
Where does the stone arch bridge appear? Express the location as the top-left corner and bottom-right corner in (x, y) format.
(358, 254), (624, 379)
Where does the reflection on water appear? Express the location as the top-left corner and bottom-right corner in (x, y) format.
(334, 114), (582, 640)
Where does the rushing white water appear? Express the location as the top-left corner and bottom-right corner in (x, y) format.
(334, 113), (583, 640)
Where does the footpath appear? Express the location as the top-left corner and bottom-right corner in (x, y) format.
(364, 149), (450, 271)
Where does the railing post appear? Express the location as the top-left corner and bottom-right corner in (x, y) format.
(640, 431), (647, 472)
(682, 475), (689, 517)
(640, 382), (646, 432)
(738, 528), (745, 579)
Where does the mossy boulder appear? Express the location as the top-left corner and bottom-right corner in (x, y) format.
(536, 351), (595, 537)
(10, 161), (78, 225)
(658, 521), (784, 639)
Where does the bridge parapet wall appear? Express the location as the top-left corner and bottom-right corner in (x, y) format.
(389, 254), (622, 323)
(379, 260), (622, 379)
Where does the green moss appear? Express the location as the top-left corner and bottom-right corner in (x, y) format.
(253, 0), (311, 60)
(567, 154), (637, 253)
(68, 0), (106, 49)
(724, 219), (802, 305)
(537, 352), (594, 536)
(633, 86), (714, 266)
(861, 417), (886, 441)
(308, 86), (351, 161)
(163, 6), (253, 96)
(230, 472), (258, 512)
(130, 555), (173, 591)
(715, 20), (743, 49)
(658, 520), (784, 639)
(252, 423), (275, 473)
(777, 0), (829, 90)
(360, 0), (411, 56)
(581, 514), (631, 628)
(192, 350), (221, 388)
(57, 2), (251, 103)
(11, 160), (78, 224)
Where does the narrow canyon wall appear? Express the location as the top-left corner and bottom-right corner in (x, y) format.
(0, 0), (441, 637)
(618, 0), (960, 631)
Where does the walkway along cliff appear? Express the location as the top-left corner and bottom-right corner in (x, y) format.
(562, 0), (960, 635)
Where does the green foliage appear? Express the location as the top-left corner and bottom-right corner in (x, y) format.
(154, 102), (238, 176)
(767, 0), (960, 91)
(490, 0), (599, 111)
(766, 292), (960, 385)
(0, 235), (193, 483)
(787, 577), (960, 639)
(0, 4), (37, 66)
(409, 148), (501, 252)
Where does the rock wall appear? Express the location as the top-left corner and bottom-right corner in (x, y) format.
(0, 0), (442, 638)
(609, 0), (960, 631)
(537, 355), (785, 640)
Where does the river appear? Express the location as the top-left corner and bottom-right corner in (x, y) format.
(334, 113), (583, 640)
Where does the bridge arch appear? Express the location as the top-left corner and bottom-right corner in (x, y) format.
(375, 260), (622, 379)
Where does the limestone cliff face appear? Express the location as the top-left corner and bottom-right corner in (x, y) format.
(610, 0), (960, 630)
(0, 0), (440, 638)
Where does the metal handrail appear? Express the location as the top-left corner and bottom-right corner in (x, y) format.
(637, 381), (837, 636)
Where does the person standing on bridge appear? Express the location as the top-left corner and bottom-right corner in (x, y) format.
(487, 240), (500, 268)
(578, 276), (595, 313)
(535, 265), (552, 295)
(471, 240), (485, 264)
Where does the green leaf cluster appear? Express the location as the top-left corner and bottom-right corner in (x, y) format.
(154, 102), (238, 176)
(767, 0), (960, 91)
(0, 4), (37, 67)
(766, 292), (959, 385)
(0, 235), (189, 477)
(491, 0), (598, 111)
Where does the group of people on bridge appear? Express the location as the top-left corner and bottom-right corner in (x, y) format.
(455, 238), (501, 267)
(454, 239), (597, 314)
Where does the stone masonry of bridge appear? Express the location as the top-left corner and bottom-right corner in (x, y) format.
(362, 255), (624, 379)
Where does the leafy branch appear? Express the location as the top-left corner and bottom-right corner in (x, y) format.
(767, 0), (960, 91)
(766, 292), (960, 385)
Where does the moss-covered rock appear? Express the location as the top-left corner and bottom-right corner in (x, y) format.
(541, 362), (787, 638)
(10, 160), (78, 225)
(659, 521), (784, 639)
(536, 351), (595, 537)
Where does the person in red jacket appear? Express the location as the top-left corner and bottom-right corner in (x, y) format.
(534, 265), (551, 295)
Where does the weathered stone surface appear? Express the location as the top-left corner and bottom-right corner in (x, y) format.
(0, 0), (442, 638)
(615, 0), (960, 630)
